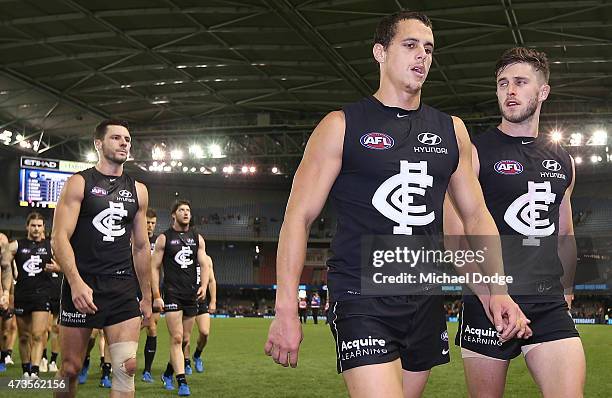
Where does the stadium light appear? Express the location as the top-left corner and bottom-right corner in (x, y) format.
(550, 130), (563, 143)
(170, 149), (183, 160)
(86, 152), (97, 162)
(241, 165), (249, 174)
(223, 165), (234, 174)
(249, 166), (256, 173)
(152, 145), (165, 160)
(189, 144), (204, 159)
(1, 129), (12, 145)
(590, 155), (600, 163)
(177, 161), (183, 167)
(182, 166), (188, 172)
(590, 130), (607, 146)
(170, 160), (177, 167)
(200, 166), (206, 172)
(569, 133), (583, 146)
(163, 166), (171, 172)
(271, 166), (279, 174)
(574, 156), (582, 164)
(210, 166), (217, 173)
(209, 143), (223, 158)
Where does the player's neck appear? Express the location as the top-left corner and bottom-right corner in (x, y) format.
(95, 159), (124, 177)
(373, 85), (421, 111)
(27, 235), (42, 242)
(172, 223), (189, 232)
(498, 116), (540, 138)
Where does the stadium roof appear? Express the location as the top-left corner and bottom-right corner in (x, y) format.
(0, 0), (610, 169)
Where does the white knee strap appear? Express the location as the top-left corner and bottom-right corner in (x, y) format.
(109, 341), (138, 392)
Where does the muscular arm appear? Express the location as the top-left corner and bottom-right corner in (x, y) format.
(196, 235), (210, 300)
(446, 117), (506, 293)
(132, 182), (152, 303)
(207, 256), (217, 309)
(0, 240), (16, 307)
(51, 174), (97, 314)
(275, 111), (344, 314)
(558, 157), (577, 304)
(151, 234), (166, 310)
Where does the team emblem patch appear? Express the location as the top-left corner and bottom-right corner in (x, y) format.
(360, 132), (395, 150)
(91, 186), (108, 196)
(542, 159), (561, 171)
(494, 160), (523, 175)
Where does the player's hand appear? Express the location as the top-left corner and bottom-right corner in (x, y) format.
(44, 259), (61, 273)
(153, 297), (165, 313)
(264, 310), (303, 368)
(488, 294), (531, 341)
(196, 286), (206, 301)
(71, 279), (97, 314)
(140, 298), (152, 327)
(208, 302), (217, 314)
(564, 293), (574, 310)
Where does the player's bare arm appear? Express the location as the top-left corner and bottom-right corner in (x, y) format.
(151, 233), (166, 311)
(446, 116), (529, 340)
(558, 157), (577, 308)
(132, 181), (153, 324)
(51, 174), (98, 314)
(207, 256), (217, 313)
(0, 240), (16, 310)
(264, 110), (344, 368)
(196, 235), (210, 301)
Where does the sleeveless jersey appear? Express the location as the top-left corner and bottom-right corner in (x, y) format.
(162, 228), (200, 296)
(327, 96), (460, 301)
(14, 238), (53, 297)
(70, 167), (139, 276)
(474, 127), (573, 302)
(149, 234), (158, 253)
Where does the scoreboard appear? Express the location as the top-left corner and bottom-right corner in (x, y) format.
(18, 157), (92, 208)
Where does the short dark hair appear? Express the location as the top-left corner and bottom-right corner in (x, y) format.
(495, 47), (550, 83)
(146, 208), (157, 219)
(374, 11), (432, 49)
(26, 212), (44, 225)
(94, 119), (130, 141)
(171, 200), (191, 214)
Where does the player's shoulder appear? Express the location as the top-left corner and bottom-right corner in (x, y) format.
(470, 127), (498, 147)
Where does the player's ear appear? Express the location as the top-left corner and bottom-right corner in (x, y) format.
(373, 43), (386, 64)
(539, 83), (550, 102)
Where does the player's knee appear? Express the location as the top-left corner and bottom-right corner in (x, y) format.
(109, 341), (138, 392)
(31, 331), (45, 343)
(19, 334), (30, 344)
(171, 333), (183, 346)
(61, 360), (82, 379)
(147, 324), (157, 336)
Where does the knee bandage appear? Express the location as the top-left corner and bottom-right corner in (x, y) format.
(109, 341), (138, 392)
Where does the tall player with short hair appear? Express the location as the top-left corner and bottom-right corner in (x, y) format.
(52, 119), (152, 398)
(2, 212), (55, 379)
(447, 47), (585, 398)
(141, 208), (161, 383)
(151, 200), (209, 396)
(265, 11), (529, 398)
(0, 232), (14, 371)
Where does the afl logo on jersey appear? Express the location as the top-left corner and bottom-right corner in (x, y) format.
(118, 189), (132, 198)
(417, 132), (442, 146)
(542, 160), (561, 172)
(494, 160), (523, 175)
(91, 186), (108, 197)
(360, 132), (395, 150)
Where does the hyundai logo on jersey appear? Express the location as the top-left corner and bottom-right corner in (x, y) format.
(360, 132), (395, 150)
(494, 160), (523, 175)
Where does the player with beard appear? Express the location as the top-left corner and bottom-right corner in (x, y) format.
(445, 47), (585, 397)
(52, 119), (153, 398)
(141, 208), (161, 383)
(2, 212), (55, 379)
(265, 11), (529, 398)
(151, 200), (209, 396)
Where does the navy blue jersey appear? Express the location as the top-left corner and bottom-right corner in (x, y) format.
(162, 228), (200, 296)
(14, 238), (53, 298)
(474, 128), (573, 301)
(327, 96), (459, 301)
(70, 167), (139, 277)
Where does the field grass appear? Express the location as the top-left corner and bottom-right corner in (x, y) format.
(2, 318), (611, 397)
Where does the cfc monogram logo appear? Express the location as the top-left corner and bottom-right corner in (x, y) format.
(23, 255), (43, 276)
(372, 161), (435, 235)
(93, 201), (128, 242)
(175, 246), (193, 268)
(504, 181), (556, 246)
